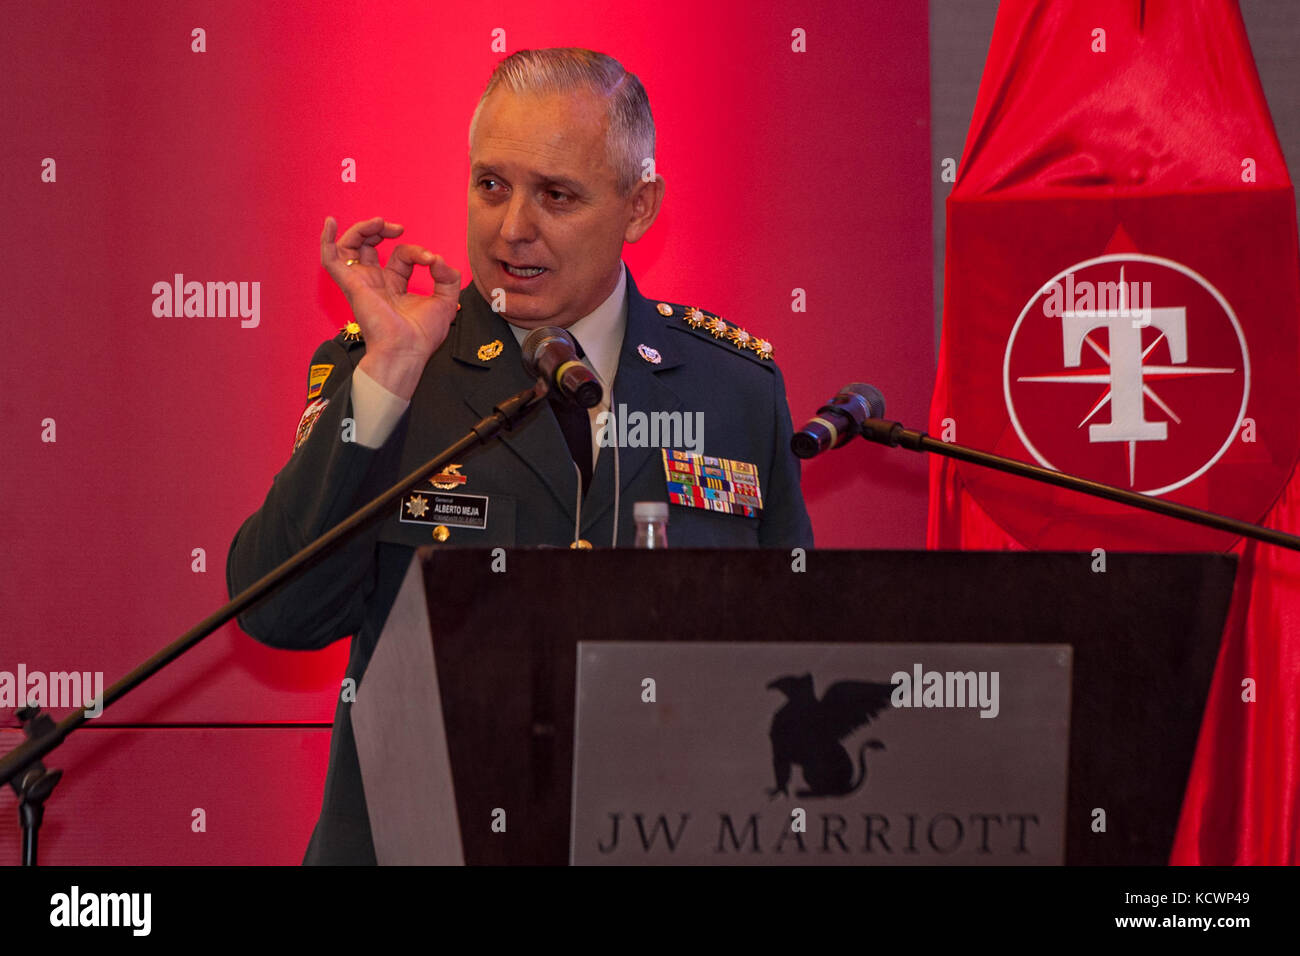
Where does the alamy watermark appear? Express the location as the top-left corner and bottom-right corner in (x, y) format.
(890, 663), (1000, 718)
(151, 273), (260, 328)
(595, 405), (704, 454)
(1040, 273), (1153, 327)
(50, 886), (150, 935)
(0, 664), (104, 717)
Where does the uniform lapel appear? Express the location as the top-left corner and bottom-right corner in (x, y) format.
(581, 270), (685, 535)
(449, 284), (580, 524)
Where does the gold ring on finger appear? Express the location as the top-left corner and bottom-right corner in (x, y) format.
(345, 258), (359, 267)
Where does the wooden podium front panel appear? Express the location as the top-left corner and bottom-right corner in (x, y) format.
(381, 549), (1235, 865)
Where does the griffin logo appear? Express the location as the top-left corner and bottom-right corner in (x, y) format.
(765, 674), (894, 799)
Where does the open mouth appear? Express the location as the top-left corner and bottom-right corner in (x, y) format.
(501, 260), (547, 278)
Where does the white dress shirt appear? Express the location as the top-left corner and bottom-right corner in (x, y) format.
(349, 261), (629, 463)
(505, 260), (627, 470)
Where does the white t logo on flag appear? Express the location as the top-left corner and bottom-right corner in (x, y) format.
(1005, 254), (1249, 494)
(1056, 267), (1190, 444)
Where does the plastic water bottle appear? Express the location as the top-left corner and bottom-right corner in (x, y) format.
(634, 501), (669, 549)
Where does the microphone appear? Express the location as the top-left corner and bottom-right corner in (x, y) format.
(521, 327), (603, 408)
(790, 383), (885, 459)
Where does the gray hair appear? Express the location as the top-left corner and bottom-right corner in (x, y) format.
(468, 48), (655, 196)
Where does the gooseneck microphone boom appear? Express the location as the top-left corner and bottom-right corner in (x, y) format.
(521, 326), (603, 408)
(791, 380), (1300, 553)
(791, 383), (886, 459)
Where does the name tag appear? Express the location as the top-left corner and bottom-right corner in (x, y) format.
(398, 491), (490, 530)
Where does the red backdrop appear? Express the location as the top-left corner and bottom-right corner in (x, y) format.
(1, 1), (933, 863)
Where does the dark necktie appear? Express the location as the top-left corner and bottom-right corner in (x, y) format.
(549, 335), (593, 496)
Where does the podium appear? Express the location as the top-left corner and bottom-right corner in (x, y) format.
(351, 549), (1237, 865)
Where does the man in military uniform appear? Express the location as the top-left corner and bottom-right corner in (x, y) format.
(227, 47), (813, 864)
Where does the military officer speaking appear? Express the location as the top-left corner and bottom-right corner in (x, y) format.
(227, 47), (814, 865)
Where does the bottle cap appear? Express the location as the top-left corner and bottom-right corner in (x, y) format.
(633, 501), (669, 522)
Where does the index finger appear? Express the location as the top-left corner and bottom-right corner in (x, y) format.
(338, 216), (405, 253)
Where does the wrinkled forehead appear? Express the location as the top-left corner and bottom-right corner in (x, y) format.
(470, 88), (612, 181)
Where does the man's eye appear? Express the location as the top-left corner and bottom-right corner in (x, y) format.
(480, 178), (501, 191)
(546, 189), (570, 202)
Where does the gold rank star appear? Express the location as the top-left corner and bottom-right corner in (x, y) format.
(727, 326), (753, 348)
(676, 304), (773, 358)
(340, 321), (363, 342)
(405, 495), (429, 518)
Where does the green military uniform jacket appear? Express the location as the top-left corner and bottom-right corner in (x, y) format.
(226, 268), (814, 864)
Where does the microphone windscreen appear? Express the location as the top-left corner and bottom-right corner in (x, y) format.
(844, 383), (886, 419)
(520, 326), (577, 378)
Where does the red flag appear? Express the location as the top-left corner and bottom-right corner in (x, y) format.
(930, 0), (1300, 862)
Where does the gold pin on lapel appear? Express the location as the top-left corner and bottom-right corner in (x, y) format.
(477, 339), (504, 361)
(656, 302), (674, 316)
(637, 343), (662, 364)
(430, 463), (467, 490)
(340, 321), (363, 343)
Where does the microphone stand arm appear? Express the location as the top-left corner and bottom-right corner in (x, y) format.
(860, 417), (1300, 553)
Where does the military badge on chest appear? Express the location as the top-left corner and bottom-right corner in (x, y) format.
(429, 464), (468, 490)
(662, 450), (763, 516)
(399, 463), (490, 534)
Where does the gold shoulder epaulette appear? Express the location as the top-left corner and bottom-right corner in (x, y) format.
(655, 302), (774, 360)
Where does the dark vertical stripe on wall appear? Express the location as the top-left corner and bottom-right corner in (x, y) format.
(928, 0), (999, 356)
(1240, 0), (1300, 208)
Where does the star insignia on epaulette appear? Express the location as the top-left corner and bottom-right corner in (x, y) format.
(673, 304), (775, 359)
(340, 321), (363, 343)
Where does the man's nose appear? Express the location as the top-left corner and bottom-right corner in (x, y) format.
(499, 192), (537, 242)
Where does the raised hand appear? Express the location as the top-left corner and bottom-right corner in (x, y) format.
(320, 215), (461, 398)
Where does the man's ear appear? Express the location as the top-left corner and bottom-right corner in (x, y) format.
(624, 175), (665, 243)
